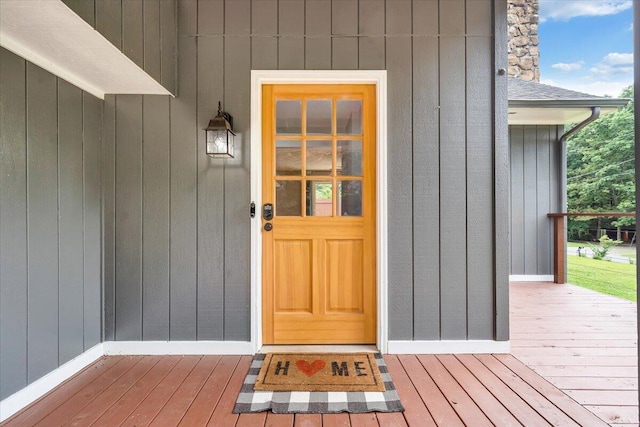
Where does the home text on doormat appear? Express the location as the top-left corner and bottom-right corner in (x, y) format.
(255, 353), (385, 392)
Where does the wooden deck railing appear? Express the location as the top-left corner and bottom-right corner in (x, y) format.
(547, 212), (636, 284)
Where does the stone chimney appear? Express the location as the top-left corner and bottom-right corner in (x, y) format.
(508, 0), (540, 81)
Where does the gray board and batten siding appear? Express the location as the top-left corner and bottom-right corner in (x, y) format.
(101, 0), (509, 343)
(0, 48), (103, 400)
(0, 0), (508, 402)
(510, 125), (563, 277)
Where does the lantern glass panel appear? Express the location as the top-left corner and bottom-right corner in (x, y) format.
(206, 129), (233, 157)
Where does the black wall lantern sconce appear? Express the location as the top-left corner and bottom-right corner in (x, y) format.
(205, 101), (235, 158)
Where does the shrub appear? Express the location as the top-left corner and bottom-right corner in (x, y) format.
(589, 234), (622, 260)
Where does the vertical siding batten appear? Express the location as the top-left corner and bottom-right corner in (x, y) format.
(386, 35), (413, 340)
(278, 0), (305, 70)
(305, 0), (332, 70)
(523, 126), (538, 274)
(197, 36), (226, 340)
(466, 35), (495, 340)
(26, 63), (60, 382)
(143, 0), (162, 83)
(439, 0), (468, 339)
(0, 49), (28, 399)
(102, 95), (116, 341)
(114, 95), (143, 340)
(412, 35), (441, 340)
(58, 80), (85, 364)
(160, 0), (177, 93)
(223, 1), (251, 339)
(169, 36), (198, 340)
(83, 93), (102, 350)
(122, 0), (144, 69)
(95, 0), (122, 51)
(536, 126), (552, 274)
(510, 126), (525, 274)
(494, 0), (511, 340)
(142, 96), (171, 340)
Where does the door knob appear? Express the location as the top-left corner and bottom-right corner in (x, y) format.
(264, 223), (273, 231)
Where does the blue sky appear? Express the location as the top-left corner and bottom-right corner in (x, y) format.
(539, 0), (633, 96)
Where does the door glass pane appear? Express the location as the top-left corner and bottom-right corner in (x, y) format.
(276, 180), (302, 216)
(276, 140), (301, 176)
(306, 140), (332, 176)
(306, 100), (332, 135)
(276, 100), (302, 134)
(337, 140), (362, 176)
(336, 100), (362, 134)
(338, 180), (362, 216)
(306, 181), (333, 217)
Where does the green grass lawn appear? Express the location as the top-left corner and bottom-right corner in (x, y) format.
(568, 256), (637, 302)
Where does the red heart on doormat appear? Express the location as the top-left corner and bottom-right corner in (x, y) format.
(295, 359), (325, 377)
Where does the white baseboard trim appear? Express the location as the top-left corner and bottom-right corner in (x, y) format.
(509, 275), (554, 282)
(387, 340), (510, 354)
(0, 343), (104, 423)
(103, 341), (254, 356)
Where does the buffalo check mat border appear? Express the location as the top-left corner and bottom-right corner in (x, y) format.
(233, 353), (404, 414)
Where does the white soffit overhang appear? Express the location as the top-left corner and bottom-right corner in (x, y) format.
(0, 0), (172, 99)
(508, 106), (621, 125)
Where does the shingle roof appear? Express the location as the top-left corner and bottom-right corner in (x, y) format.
(508, 78), (606, 101)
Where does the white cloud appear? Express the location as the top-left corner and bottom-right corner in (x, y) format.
(539, 1), (632, 22)
(541, 78), (631, 97)
(589, 52), (634, 76)
(551, 61), (584, 71)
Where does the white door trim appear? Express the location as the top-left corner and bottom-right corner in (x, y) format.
(250, 70), (388, 353)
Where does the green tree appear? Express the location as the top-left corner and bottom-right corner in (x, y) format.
(566, 86), (635, 238)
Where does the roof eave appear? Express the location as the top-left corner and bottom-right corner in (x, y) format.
(508, 98), (630, 109)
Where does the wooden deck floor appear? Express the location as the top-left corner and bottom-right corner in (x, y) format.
(1, 353), (608, 427)
(511, 281), (638, 426)
(1, 282), (636, 426)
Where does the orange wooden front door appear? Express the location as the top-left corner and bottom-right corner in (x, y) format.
(262, 84), (376, 344)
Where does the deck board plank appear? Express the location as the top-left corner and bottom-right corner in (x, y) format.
(436, 354), (521, 426)
(294, 413), (322, 426)
(384, 355), (436, 427)
(374, 412), (408, 427)
(177, 355), (240, 426)
(1, 357), (120, 427)
(456, 354), (552, 426)
(120, 355), (201, 426)
(321, 413), (351, 426)
(92, 356), (182, 426)
(476, 354), (581, 426)
(265, 412), (294, 426)
(58, 356), (162, 426)
(28, 356), (141, 427)
(495, 354), (609, 426)
(236, 412), (268, 427)
(396, 354), (464, 427)
(149, 355), (220, 426)
(348, 413), (378, 427)
(205, 355), (252, 426)
(417, 354), (493, 427)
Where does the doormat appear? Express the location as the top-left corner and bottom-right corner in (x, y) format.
(254, 353), (384, 392)
(233, 353), (404, 414)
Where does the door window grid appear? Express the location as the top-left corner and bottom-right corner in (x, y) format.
(274, 97), (364, 217)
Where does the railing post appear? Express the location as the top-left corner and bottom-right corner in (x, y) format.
(552, 215), (566, 284)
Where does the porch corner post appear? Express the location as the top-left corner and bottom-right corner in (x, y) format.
(552, 215), (566, 284)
